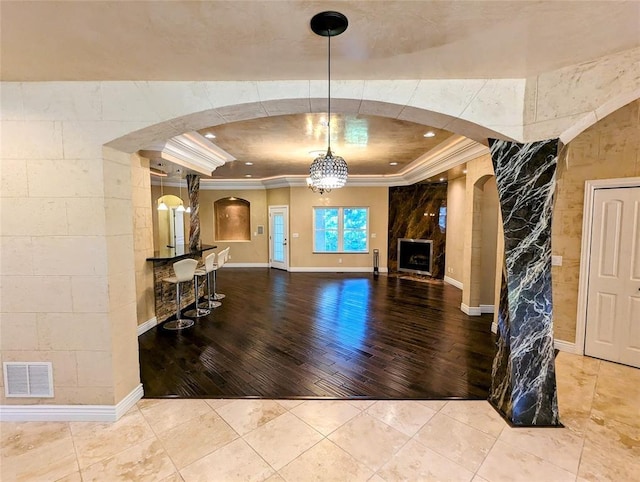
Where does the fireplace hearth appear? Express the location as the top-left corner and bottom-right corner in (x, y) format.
(398, 238), (433, 276)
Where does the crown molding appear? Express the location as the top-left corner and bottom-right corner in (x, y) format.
(145, 131), (236, 177)
(400, 135), (489, 185)
(199, 179), (268, 190)
(152, 135), (489, 190)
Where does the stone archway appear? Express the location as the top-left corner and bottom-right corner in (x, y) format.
(560, 90), (640, 144)
(104, 92), (517, 414)
(2, 74), (637, 419)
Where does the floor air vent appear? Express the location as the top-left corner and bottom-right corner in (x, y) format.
(3, 362), (54, 398)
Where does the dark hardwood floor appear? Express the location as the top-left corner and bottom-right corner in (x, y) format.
(139, 269), (496, 399)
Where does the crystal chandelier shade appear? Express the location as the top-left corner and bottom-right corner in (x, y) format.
(309, 148), (348, 191)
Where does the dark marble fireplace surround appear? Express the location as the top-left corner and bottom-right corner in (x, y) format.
(388, 183), (447, 278)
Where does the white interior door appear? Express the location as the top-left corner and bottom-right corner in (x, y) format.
(585, 186), (640, 368)
(269, 206), (289, 270)
(172, 208), (185, 246)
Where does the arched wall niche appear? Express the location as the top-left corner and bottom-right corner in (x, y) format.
(214, 197), (251, 241)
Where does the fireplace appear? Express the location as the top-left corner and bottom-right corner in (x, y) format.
(398, 238), (433, 276)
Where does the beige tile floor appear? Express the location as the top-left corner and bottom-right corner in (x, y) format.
(1, 352), (639, 481)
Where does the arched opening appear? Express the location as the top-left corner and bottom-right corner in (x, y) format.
(462, 171), (500, 315)
(477, 177), (499, 309)
(102, 93), (526, 408)
(155, 194), (188, 248)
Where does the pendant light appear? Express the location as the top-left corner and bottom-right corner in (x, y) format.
(307, 11), (349, 195)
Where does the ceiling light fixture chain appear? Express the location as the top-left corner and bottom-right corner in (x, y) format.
(307, 11), (349, 195)
(176, 170), (186, 212)
(327, 26), (331, 151)
(157, 163), (168, 211)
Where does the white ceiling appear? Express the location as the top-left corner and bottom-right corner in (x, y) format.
(2, 1), (638, 81)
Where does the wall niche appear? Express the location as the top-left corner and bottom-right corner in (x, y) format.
(215, 197), (251, 241)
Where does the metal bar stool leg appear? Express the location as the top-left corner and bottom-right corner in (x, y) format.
(206, 269), (225, 302)
(213, 269), (225, 300)
(185, 274), (211, 318)
(164, 281), (195, 330)
(206, 270), (221, 309)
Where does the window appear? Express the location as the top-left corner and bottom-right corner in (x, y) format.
(314, 207), (369, 253)
(438, 206), (447, 232)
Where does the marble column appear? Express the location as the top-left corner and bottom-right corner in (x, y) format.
(488, 138), (560, 426)
(186, 174), (201, 250)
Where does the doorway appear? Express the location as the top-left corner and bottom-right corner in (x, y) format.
(170, 207), (185, 247)
(269, 205), (289, 270)
(157, 194), (186, 248)
(583, 183), (640, 368)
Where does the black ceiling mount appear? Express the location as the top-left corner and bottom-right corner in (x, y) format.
(310, 11), (348, 37)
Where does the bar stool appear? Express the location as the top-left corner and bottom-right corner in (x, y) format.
(162, 258), (198, 331)
(184, 256), (212, 318)
(208, 247), (229, 301)
(200, 252), (222, 309)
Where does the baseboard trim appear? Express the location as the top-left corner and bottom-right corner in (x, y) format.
(137, 316), (158, 336)
(480, 304), (495, 314)
(554, 339), (578, 354)
(289, 267), (388, 273)
(0, 384), (144, 422)
(212, 264), (390, 273)
(460, 303), (482, 316)
(224, 263), (270, 268)
(443, 276), (463, 290)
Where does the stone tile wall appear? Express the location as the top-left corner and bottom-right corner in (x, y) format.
(552, 99), (640, 342)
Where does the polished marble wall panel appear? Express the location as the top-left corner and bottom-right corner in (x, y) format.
(488, 138), (560, 426)
(388, 183), (447, 278)
(187, 175), (200, 250)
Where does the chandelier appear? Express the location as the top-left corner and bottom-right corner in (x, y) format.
(307, 11), (349, 195)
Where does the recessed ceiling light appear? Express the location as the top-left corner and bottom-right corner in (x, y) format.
(245, 162), (253, 166)
(389, 162), (398, 166)
(244, 174), (252, 178)
(440, 177), (445, 182)
(463, 169), (468, 174)
(423, 131), (436, 138)
(205, 133), (216, 139)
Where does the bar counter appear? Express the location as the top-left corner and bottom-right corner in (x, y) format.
(147, 244), (216, 322)
(147, 243), (216, 261)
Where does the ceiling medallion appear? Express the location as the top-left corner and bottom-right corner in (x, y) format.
(307, 11), (348, 195)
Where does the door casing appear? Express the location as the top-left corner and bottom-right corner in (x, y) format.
(269, 205), (289, 270)
(576, 177), (640, 356)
